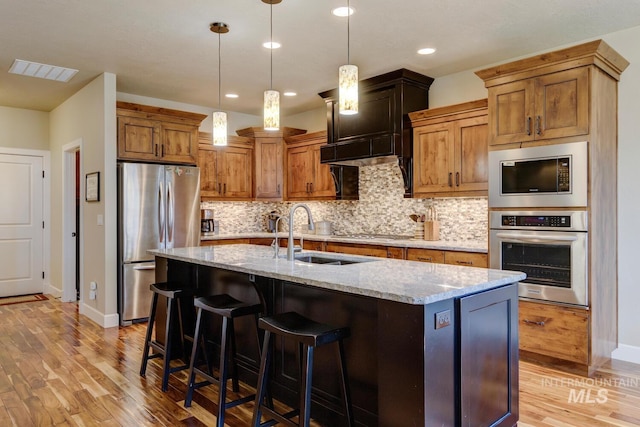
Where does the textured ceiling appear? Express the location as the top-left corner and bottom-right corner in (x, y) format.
(1, 0), (640, 115)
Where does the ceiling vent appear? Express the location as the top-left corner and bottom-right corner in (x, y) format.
(8, 59), (78, 82)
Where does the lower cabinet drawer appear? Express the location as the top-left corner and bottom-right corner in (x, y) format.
(325, 242), (388, 258)
(519, 301), (589, 364)
(200, 238), (250, 246)
(406, 248), (445, 263)
(303, 240), (325, 251)
(444, 251), (487, 268)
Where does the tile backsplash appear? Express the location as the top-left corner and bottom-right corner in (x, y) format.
(202, 163), (487, 242)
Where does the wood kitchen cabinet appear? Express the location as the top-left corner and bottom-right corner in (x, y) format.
(482, 68), (589, 146)
(237, 127), (306, 201)
(477, 40), (629, 376)
(285, 131), (335, 200)
(198, 132), (253, 200)
(117, 102), (206, 164)
(518, 300), (589, 366)
(410, 100), (488, 198)
(407, 248), (487, 268)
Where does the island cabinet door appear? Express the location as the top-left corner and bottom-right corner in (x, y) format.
(458, 284), (519, 427)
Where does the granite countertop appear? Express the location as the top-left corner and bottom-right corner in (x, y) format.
(200, 232), (488, 253)
(150, 244), (523, 305)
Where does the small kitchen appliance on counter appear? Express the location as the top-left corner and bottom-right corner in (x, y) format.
(267, 211), (281, 232)
(201, 209), (215, 236)
(314, 221), (333, 236)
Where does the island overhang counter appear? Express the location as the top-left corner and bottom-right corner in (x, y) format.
(149, 244), (525, 427)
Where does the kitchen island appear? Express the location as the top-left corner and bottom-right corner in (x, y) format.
(150, 244), (525, 427)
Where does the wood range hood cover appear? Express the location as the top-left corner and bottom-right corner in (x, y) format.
(318, 69), (434, 197)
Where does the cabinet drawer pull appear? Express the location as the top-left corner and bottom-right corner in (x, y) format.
(536, 115), (542, 135)
(155, 144), (159, 157)
(310, 182), (314, 193)
(455, 172), (460, 187)
(456, 260), (473, 265)
(218, 183), (221, 194)
(526, 117), (531, 136)
(277, 184), (280, 195)
(523, 319), (545, 326)
(448, 172), (453, 187)
(417, 256), (433, 262)
(223, 183), (226, 194)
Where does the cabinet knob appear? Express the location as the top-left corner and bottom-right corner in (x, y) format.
(523, 319), (545, 327)
(526, 117), (532, 136)
(448, 172), (453, 187)
(536, 116), (542, 135)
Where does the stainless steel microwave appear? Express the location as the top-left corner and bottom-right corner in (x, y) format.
(488, 141), (588, 208)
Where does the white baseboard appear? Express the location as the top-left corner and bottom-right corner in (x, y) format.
(79, 303), (120, 329)
(612, 344), (640, 365)
(45, 283), (62, 299)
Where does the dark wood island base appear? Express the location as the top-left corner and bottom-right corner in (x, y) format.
(154, 255), (519, 427)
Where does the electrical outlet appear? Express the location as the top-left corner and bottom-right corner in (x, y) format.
(435, 310), (451, 329)
(89, 290), (97, 300)
(90, 281), (97, 290)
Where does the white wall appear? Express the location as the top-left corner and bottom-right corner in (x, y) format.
(50, 73), (118, 328)
(283, 107), (326, 132)
(0, 106), (49, 150)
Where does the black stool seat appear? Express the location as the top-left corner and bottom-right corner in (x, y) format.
(253, 312), (354, 427)
(151, 281), (190, 299)
(140, 281), (193, 392)
(185, 293), (264, 427)
(195, 294), (263, 318)
(259, 311), (350, 346)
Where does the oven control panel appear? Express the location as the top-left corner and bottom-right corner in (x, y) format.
(501, 215), (571, 227)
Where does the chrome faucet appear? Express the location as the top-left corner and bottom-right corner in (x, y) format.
(272, 216), (286, 258)
(287, 203), (315, 260)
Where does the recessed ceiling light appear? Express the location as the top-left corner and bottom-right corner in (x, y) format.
(225, 93), (239, 98)
(9, 59), (78, 82)
(417, 47), (436, 55)
(283, 92), (296, 97)
(263, 41), (281, 49)
(332, 7), (355, 17)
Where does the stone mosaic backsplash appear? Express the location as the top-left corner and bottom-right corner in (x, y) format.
(201, 163), (488, 242)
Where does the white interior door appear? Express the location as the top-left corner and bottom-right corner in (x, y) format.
(0, 154), (43, 297)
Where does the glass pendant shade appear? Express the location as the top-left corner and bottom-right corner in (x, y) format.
(212, 111), (228, 146)
(339, 64), (358, 115)
(264, 89), (280, 130)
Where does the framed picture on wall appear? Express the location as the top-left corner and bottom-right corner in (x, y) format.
(85, 172), (100, 202)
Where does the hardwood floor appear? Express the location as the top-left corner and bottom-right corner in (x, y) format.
(0, 297), (639, 426)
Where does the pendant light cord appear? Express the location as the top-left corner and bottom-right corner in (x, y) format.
(347, 0), (351, 65)
(218, 31), (222, 109)
(270, 3), (273, 90)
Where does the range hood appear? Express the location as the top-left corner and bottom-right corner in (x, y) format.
(318, 69), (433, 196)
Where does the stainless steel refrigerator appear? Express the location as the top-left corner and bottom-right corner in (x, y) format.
(117, 162), (200, 326)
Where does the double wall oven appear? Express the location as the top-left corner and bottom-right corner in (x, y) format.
(488, 141), (589, 306)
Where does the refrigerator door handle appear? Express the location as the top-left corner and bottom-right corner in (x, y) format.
(167, 180), (174, 244)
(158, 182), (165, 243)
(133, 264), (156, 271)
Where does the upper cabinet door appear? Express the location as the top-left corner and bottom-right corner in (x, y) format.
(198, 146), (221, 198)
(286, 146), (313, 199)
(534, 67), (589, 140)
(117, 116), (161, 161)
(413, 122), (456, 194)
(488, 79), (535, 146)
(255, 139), (283, 200)
(310, 145), (336, 198)
(455, 116), (488, 193)
(160, 122), (198, 165)
(220, 147), (253, 199)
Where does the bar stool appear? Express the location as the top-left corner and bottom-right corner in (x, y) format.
(184, 293), (264, 427)
(140, 281), (193, 392)
(252, 311), (355, 427)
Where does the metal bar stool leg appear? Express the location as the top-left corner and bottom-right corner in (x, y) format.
(161, 296), (175, 392)
(140, 291), (159, 377)
(217, 316), (231, 427)
(299, 345), (314, 427)
(252, 330), (272, 427)
(185, 307), (203, 408)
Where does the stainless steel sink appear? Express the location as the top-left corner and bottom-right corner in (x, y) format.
(294, 254), (369, 265)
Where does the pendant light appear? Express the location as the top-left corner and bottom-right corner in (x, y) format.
(339, 0), (358, 115)
(263, 0), (281, 130)
(210, 22), (229, 146)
